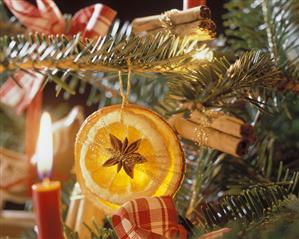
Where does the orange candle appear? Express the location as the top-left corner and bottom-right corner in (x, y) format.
(31, 112), (64, 239)
(183, 0), (206, 9)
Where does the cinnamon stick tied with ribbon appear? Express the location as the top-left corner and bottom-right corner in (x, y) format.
(132, 6), (216, 40)
(169, 111), (255, 157)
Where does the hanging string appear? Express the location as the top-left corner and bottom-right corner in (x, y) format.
(126, 59), (132, 101)
(118, 71), (125, 108)
(118, 60), (132, 109)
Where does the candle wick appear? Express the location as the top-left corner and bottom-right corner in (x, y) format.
(38, 170), (51, 181)
(43, 177), (51, 185)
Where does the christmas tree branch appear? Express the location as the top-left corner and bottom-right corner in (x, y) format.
(262, 0), (299, 88)
(0, 32), (200, 75)
(166, 50), (281, 109)
(224, 0), (299, 91)
(190, 177), (298, 228)
(223, 0), (267, 51)
(218, 196), (299, 239)
(175, 148), (223, 217)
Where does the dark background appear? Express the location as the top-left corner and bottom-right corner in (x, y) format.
(27, 0), (227, 31)
(24, 0), (227, 118)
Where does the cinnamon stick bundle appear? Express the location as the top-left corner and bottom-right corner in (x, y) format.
(132, 6), (215, 40)
(169, 114), (250, 157)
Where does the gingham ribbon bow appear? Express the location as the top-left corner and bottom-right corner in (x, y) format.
(3, 0), (116, 37)
(0, 0), (116, 113)
(112, 196), (187, 239)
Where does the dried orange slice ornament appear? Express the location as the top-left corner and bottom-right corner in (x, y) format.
(75, 104), (185, 214)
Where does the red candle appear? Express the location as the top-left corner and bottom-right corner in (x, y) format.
(183, 0), (206, 10)
(32, 179), (64, 239)
(31, 112), (64, 239)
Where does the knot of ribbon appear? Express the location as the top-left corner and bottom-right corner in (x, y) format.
(112, 196), (187, 239)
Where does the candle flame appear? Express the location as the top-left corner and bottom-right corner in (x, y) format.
(36, 112), (53, 179)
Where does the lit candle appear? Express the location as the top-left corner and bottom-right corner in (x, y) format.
(183, 0), (206, 10)
(32, 112), (64, 239)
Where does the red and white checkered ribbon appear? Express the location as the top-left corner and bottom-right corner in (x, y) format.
(112, 196), (187, 239)
(3, 0), (116, 37)
(1, 0), (116, 113)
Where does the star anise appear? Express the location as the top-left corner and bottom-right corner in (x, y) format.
(102, 134), (147, 178)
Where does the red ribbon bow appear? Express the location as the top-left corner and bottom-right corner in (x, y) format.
(112, 196), (187, 239)
(0, 0), (116, 113)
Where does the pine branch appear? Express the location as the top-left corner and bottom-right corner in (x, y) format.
(58, 25), (168, 108)
(262, 0), (299, 83)
(56, 20), (131, 106)
(224, 0), (299, 88)
(175, 147), (224, 216)
(223, 0), (267, 52)
(190, 179), (298, 229)
(222, 196), (299, 239)
(0, 32), (199, 75)
(250, 93), (299, 176)
(0, 31), (202, 105)
(166, 50), (281, 110)
(81, 219), (118, 239)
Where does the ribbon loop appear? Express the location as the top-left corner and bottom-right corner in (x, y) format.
(69, 4), (116, 38)
(4, 0), (64, 34)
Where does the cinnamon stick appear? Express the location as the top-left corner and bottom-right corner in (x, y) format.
(65, 183), (82, 230)
(132, 6), (215, 40)
(190, 111), (254, 138)
(74, 196), (105, 238)
(169, 115), (249, 157)
(65, 198), (81, 230)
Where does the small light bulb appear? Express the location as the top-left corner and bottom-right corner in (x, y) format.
(193, 48), (213, 61)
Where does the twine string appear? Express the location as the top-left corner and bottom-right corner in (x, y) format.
(118, 60), (132, 109)
(159, 9), (180, 33)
